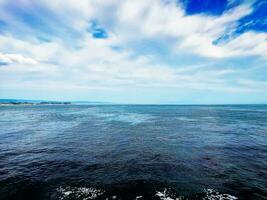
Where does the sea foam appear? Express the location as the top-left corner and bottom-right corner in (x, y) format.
(156, 188), (184, 200)
(57, 186), (104, 200)
(155, 188), (238, 200)
(56, 187), (238, 200)
(203, 189), (238, 200)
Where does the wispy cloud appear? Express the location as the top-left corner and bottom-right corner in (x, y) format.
(0, 53), (37, 65)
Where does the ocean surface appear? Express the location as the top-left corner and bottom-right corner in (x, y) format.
(0, 105), (266, 200)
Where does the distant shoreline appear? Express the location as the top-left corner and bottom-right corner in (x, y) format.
(0, 102), (71, 106)
(0, 99), (266, 106)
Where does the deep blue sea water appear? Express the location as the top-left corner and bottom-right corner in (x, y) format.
(0, 105), (266, 200)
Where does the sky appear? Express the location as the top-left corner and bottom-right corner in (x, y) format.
(0, 0), (267, 104)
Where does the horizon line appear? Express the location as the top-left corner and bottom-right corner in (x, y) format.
(0, 98), (267, 106)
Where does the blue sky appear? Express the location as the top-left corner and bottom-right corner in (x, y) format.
(0, 0), (267, 104)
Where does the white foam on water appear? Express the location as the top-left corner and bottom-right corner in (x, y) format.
(57, 186), (104, 200)
(112, 113), (154, 125)
(203, 189), (238, 200)
(86, 107), (155, 125)
(135, 195), (143, 199)
(176, 117), (197, 122)
(56, 186), (237, 200)
(202, 117), (216, 119)
(156, 189), (183, 200)
(155, 188), (237, 200)
(97, 112), (154, 125)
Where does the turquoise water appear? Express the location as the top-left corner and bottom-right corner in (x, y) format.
(0, 105), (266, 199)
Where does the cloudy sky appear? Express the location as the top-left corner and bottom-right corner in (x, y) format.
(0, 0), (266, 104)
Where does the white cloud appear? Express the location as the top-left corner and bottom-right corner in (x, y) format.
(110, 1), (260, 58)
(86, 0), (266, 59)
(0, 0), (266, 101)
(1, 0), (265, 59)
(223, 31), (267, 58)
(0, 52), (37, 65)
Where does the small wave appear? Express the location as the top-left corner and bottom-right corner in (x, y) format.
(57, 186), (104, 200)
(155, 188), (237, 200)
(56, 187), (237, 200)
(94, 112), (154, 125)
(111, 113), (154, 125)
(156, 189), (184, 200)
(176, 117), (197, 122)
(202, 117), (216, 119)
(203, 189), (238, 200)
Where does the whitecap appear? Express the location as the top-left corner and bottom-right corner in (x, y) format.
(156, 189), (184, 200)
(203, 189), (238, 200)
(176, 117), (197, 122)
(202, 117), (216, 119)
(97, 112), (154, 125)
(57, 186), (104, 200)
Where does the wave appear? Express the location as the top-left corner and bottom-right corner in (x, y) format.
(156, 188), (183, 200)
(156, 188), (237, 200)
(203, 189), (238, 200)
(57, 186), (104, 200)
(92, 112), (154, 125)
(176, 117), (197, 122)
(57, 187), (238, 200)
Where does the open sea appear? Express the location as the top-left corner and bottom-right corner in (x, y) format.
(0, 105), (266, 200)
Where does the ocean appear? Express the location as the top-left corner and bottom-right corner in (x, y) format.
(0, 105), (266, 200)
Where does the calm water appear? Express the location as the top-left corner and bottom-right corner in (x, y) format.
(0, 105), (266, 200)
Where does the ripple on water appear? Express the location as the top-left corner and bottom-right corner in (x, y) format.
(93, 112), (154, 125)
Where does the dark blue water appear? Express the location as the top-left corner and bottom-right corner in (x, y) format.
(0, 105), (266, 200)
